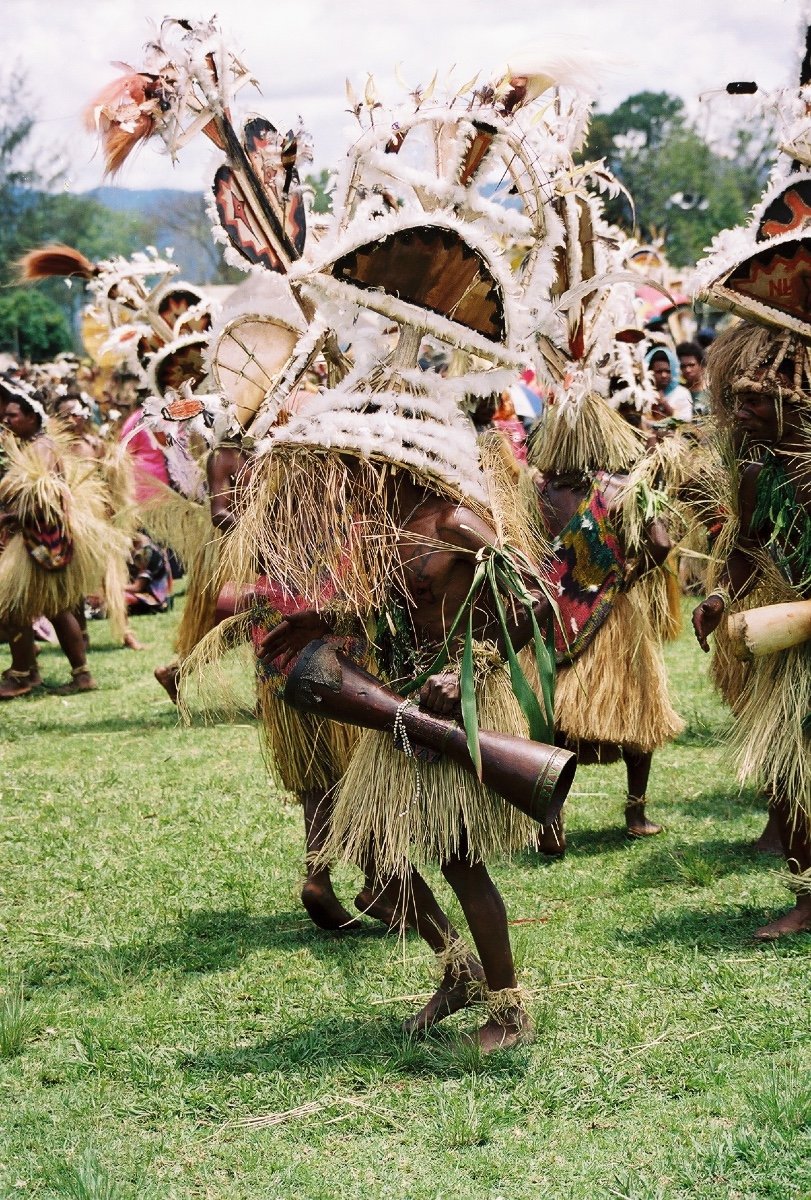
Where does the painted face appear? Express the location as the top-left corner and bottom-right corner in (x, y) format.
(3, 401), (41, 440)
(679, 356), (703, 389)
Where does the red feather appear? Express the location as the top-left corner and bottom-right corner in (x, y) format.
(17, 245), (96, 282)
(84, 72), (159, 175)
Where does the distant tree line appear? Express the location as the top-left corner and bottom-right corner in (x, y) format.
(0, 69), (152, 360)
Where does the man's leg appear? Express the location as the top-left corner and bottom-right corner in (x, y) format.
(754, 788), (811, 941)
(0, 623), (39, 698)
(50, 609), (97, 693)
(623, 748), (662, 836)
(373, 865), (486, 1035)
(440, 853), (532, 1052)
(74, 603), (89, 650)
(753, 792), (783, 855)
(299, 787), (363, 931)
(353, 853), (400, 929)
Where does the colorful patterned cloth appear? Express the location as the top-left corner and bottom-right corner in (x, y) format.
(542, 472), (626, 664)
(21, 519), (73, 571)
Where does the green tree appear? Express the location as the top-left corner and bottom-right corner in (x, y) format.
(0, 289), (71, 360)
(305, 168), (332, 215)
(0, 66), (152, 359)
(587, 90), (685, 163)
(584, 90), (775, 266)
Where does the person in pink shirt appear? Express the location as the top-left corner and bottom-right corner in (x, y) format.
(119, 403), (171, 505)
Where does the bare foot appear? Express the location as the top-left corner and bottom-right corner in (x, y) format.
(402, 958), (486, 1036)
(625, 802), (662, 838)
(467, 1009), (534, 1054)
(753, 811), (783, 856)
(753, 899), (811, 942)
(154, 664), (180, 704)
(354, 887), (399, 928)
(300, 876), (362, 932)
(1, 666), (41, 688)
(537, 818), (566, 856)
(0, 672), (35, 700)
(123, 630), (146, 651)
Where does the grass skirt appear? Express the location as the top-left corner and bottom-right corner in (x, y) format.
(554, 589), (684, 752)
(257, 683), (359, 795)
(709, 617), (752, 713)
(731, 640), (810, 828)
(321, 655), (538, 877)
(0, 443), (129, 624)
(174, 536), (222, 660)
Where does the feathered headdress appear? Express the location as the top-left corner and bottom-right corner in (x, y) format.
(18, 241), (216, 395)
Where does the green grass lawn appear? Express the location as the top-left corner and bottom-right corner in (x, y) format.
(1, 599), (809, 1200)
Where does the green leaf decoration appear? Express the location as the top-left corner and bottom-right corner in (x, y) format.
(400, 543), (566, 760)
(460, 601), (482, 779)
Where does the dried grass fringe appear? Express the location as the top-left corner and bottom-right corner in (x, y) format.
(177, 606), (359, 794)
(174, 535), (222, 660)
(785, 865), (811, 897)
(708, 577), (772, 710)
(552, 589), (684, 751)
(436, 933), (476, 978)
(320, 652), (538, 878)
(0, 440), (129, 623)
(732, 636), (810, 828)
(103, 552), (129, 644)
(485, 986), (527, 1020)
(137, 485), (211, 570)
(222, 452), (410, 612)
(0, 431), (72, 524)
(633, 560), (683, 644)
(100, 442), (136, 526)
(256, 682), (359, 794)
(615, 436), (691, 554)
(526, 390), (644, 475)
(177, 611), (257, 724)
(478, 432), (550, 566)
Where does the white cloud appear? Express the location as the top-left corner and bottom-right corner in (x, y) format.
(4, 0), (805, 193)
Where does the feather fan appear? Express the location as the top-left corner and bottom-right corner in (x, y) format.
(17, 245), (96, 282)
